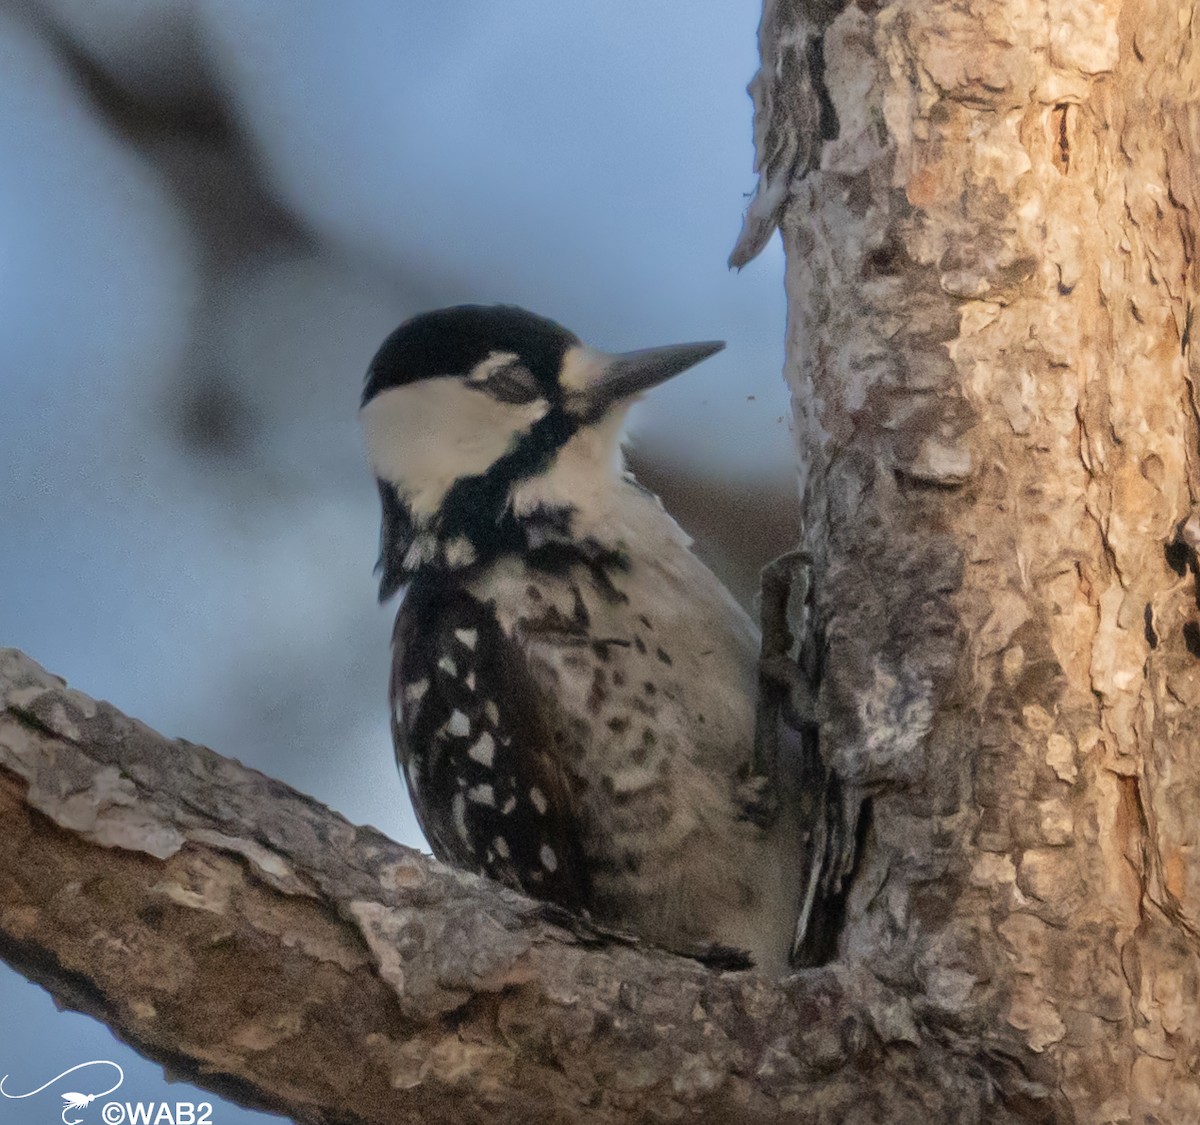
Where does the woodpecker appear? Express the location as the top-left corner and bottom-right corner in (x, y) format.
(361, 305), (805, 973)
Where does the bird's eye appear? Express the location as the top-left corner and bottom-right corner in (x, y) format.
(481, 362), (541, 405)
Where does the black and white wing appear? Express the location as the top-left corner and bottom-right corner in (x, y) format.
(390, 586), (591, 912)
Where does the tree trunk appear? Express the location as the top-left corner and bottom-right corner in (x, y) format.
(735, 0), (1200, 1120)
(1, 3), (1197, 1124)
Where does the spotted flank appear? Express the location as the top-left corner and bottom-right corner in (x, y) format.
(444, 709), (470, 737)
(391, 584), (590, 910)
(467, 783), (496, 806)
(467, 732), (495, 766)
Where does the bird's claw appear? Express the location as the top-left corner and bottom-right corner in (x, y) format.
(737, 770), (780, 827)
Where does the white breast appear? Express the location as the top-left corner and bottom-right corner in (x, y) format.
(465, 479), (801, 971)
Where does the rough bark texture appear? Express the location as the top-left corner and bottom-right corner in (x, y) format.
(4, 3), (1199, 1124)
(0, 647), (1019, 1125)
(761, 0), (1199, 1121)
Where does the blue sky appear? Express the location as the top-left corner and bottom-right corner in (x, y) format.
(0, 2), (788, 1120)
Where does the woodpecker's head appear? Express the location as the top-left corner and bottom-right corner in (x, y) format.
(361, 304), (723, 598)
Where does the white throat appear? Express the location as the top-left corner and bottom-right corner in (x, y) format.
(511, 408), (629, 532)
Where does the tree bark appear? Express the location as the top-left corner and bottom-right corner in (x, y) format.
(3, 3), (1198, 1124)
(1, 646), (1029, 1124)
(734, 0), (1199, 1121)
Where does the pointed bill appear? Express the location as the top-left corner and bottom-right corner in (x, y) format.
(568, 340), (725, 419)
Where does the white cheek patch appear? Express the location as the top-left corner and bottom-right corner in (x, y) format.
(558, 344), (613, 392)
(361, 379), (549, 517)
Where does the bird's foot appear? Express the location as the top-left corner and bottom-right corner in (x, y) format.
(736, 768), (780, 828)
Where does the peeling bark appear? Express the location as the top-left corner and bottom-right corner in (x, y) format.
(730, 0), (847, 268)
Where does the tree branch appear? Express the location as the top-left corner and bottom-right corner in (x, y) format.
(0, 648), (1021, 1123)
